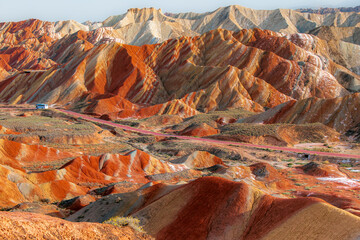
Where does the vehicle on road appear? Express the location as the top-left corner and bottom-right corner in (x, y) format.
(36, 103), (48, 109)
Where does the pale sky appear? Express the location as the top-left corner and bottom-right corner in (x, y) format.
(0, 0), (358, 22)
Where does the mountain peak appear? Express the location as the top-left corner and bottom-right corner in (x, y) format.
(127, 7), (162, 13)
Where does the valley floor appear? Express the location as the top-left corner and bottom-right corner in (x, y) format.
(0, 104), (360, 239)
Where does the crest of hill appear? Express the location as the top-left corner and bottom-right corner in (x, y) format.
(0, 6), (359, 83)
(141, 5), (360, 34)
(2, 5), (360, 48)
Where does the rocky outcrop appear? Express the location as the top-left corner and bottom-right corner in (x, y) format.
(301, 162), (346, 178)
(170, 151), (224, 169)
(177, 123), (219, 137)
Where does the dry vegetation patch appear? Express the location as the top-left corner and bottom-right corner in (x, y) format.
(210, 123), (340, 146)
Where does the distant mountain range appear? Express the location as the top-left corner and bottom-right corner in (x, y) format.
(2, 5), (360, 48)
(297, 6), (360, 14)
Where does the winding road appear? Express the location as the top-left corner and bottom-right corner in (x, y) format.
(57, 109), (360, 159)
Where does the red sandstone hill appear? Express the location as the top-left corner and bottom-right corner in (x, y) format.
(0, 13), (359, 134)
(0, 137), (191, 207)
(0, 25), (360, 135)
(68, 177), (360, 240)
(0, 27), (358, 121)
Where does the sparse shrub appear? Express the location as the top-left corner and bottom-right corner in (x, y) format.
(306, 147), (336, 153)
(260, 148), (274, 152)
(339, 163), (352, 168)
(282, 159), (294, 162)
(40, 198), (50, 203)
(103, 216), (144, 233)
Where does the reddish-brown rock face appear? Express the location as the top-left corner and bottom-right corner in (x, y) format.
(0, 125), (20, 135)
(0, 138), (73, 171)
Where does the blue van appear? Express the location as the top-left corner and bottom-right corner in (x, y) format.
(36, 103), (49, 109)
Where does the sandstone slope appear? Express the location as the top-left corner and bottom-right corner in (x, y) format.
(0, 212), (152, 240)
(239, 93), (360, 133)
(68, 177), (360, 240)
(309, 26), (360, 74)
